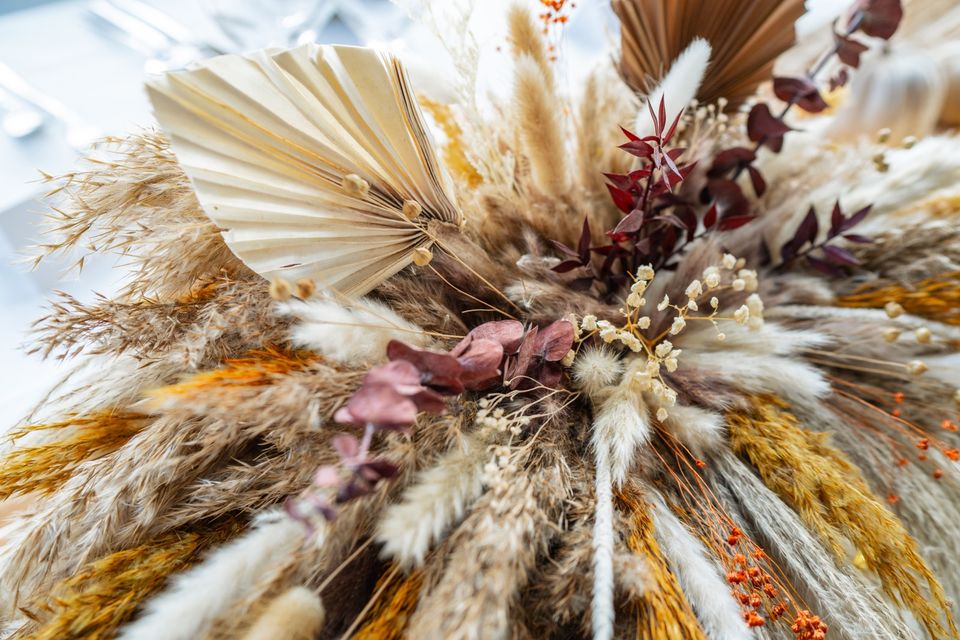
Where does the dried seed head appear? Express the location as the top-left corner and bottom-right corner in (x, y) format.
(342, 173), (370, 197)
(412, 247), (433, 266)
(884, 301), (905, 318)
(915, 327), (932, 344)
(906, 360), (928, 376)
(882, 327), (901, 343)
(295, 278), (316, 299)
(270, 277), (292, 301)
(402, 199), (423, 220)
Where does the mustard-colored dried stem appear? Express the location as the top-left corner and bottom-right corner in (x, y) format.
(728, 397), (958, 640)
(836, 272), (960, 325)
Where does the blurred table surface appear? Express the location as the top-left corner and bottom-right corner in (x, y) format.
(0, 0), (840, 426)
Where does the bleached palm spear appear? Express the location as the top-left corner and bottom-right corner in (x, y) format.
(146, 44), (462, 298)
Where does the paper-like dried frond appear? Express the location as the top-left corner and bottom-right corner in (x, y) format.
(147, 44), (461, 298)
(729, 397), (957, 639)
(0, 411), (146, 500)
(613, 0), (805, 108)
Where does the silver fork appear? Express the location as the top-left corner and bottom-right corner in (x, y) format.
(0, 63), (99, 150)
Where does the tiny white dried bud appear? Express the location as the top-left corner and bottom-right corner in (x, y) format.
(561, 349), (576, 367)
(581, 315), (598, 331)
(716, 332), (726, 341)
(657, 295), (670, 311)
(656, 407), (669, 421)
(882, 327), (901, 343)
(637, 316), (651, 329)
(685, 280), (703, 300)
(738, 269), (759, 293)
(732, 278), (746, 291)
(626, 292), (644, 308)
(655, 341), (674, 358)
(735, 257), (746, 269)
(669, 316), (686, 335)
(599, 328), (618, 343)
(630, 280), (648, 295)
(703, 266), (722, 289)
(746, 293), (764, 315)
(412, 247), (433, 266)
(636, 265), (655, 281)
(342, 173), (370, 197)
(687, 300), (699, 311)
(885, 302), (905, 318)
(915, 327), (932, 344)
(907, 360), (928, 376)
(734, 305), (750, 325)
(722, 254), (737, 269)
(710, 297), (719, 309)
(664, 357), (678, 372)
(645, 358), (661, 377)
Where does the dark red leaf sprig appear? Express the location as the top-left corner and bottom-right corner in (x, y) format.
(552, 98), (749, 298)
(703, 0), (903, 218)
(288, 318), (574, 525)
(776, 201), (872, 276)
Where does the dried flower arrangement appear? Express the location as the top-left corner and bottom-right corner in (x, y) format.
(3, 0), (960, 639)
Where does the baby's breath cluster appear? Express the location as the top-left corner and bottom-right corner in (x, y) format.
(577, 254), (764, 420)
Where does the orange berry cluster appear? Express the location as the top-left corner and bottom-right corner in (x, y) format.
(792, 609), (828, 640)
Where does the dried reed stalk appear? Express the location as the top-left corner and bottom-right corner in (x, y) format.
(514, 56), (570, 196)
(0, 411), (147, 500)
(34, 131), (241, 300)
(728, 396), (957, 639)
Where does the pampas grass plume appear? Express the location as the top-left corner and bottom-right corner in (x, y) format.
(515, 55), (570, 195)
(280, 296), (428, 364)
(649, 492), (751, 640)
(240, 586), (324, 640)
(117, 511), (309, 640)
(376, 434), (488, 568)
(635, 38), (711, 136)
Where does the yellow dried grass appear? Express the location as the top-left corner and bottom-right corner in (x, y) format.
(419, 98), (483, 189)
(352, 569), (423, 640)
(836, 272), (960, 325)
(728, 396), (957, 640)
(617, 487), (707, 640)
(17, 519), (241, 640)
(0, 411), (147, 500)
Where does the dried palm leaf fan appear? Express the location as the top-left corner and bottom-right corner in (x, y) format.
(613, 0), (805, 108)
(146, 44), (462, 298)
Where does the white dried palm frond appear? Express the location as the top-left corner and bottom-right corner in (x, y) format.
(146, 44), (462, 298)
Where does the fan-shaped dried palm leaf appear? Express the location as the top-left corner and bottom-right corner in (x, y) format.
(147, 44), (462, 298)
(612, 0), (805, 107)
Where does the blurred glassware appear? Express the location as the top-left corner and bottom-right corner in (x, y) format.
(87, 0), (223, 73)
(0, 63), (98, 150)
(0, 85), (44, 139)
(204, 0), (328, 49)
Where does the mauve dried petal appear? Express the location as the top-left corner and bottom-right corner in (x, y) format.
(457, 338), (505, 390)
(364, 360), (422, 395)
(469, 320), (525, 353)
(538, 362), (564, 388)
(313, 464), (341, 487)
(509, 325), (538, 384)
(855, 0), (903, 39)
(538, 320), (574, 361)
(409, 388), (447, 415)
(336, 383), (419, 428)
(387, 340), (465, 394)
(331, 433), (360, 459)
(361, 458), (400, 480)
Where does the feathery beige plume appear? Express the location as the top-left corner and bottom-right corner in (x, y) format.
(514, 55), (570, 196)
(240, 586), (325, 640)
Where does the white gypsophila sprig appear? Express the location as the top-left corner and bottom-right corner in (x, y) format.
(577, 254), (764, 419)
